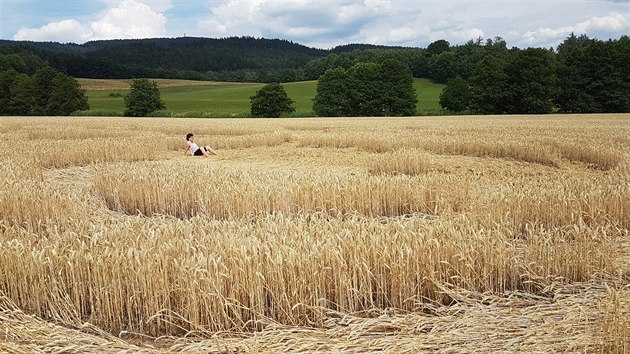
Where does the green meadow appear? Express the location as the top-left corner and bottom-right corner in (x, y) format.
(85, 78), (445, 116)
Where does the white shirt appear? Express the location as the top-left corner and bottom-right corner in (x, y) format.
(187, 140), (199, 155)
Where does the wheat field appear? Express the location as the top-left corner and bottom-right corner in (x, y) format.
(0, 114), (629, 352)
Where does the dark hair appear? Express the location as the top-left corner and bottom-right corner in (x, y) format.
(186, 133), (193, 141)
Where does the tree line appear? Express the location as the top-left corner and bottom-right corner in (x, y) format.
(1, 34), (629, 116)
(0, 66), (88, 116)
(0, 46), (88, 115)
(313, 60), (416, 116)
(1, 37), (326, 83)
(305, 35), (630, 114)
(438, 34), (630, 114)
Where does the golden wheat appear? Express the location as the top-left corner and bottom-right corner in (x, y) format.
(600, 288), (630, 352)
(0, 114), (629, 351)
(368, 149), (431, 176)
(1, 215), (617, 336)
(93, 161), (465, 219)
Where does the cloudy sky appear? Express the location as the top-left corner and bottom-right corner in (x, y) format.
(1, 0), (628, 49)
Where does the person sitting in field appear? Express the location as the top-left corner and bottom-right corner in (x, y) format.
(185, 133), (218, 156)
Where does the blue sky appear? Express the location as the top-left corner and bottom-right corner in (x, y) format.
(1, 0), (628, 49)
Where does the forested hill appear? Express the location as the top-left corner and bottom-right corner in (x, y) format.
(0, 37), (331, 81)
(2, 34), (629, 114)
(2, 35), (629, 114)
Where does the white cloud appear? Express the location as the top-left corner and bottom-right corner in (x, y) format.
(388, 27), (418, 43)
(451, 28), (485, 42)
(195, 0), (486, 48)
(431, 20), (452, 32)
(521, 11), (628, 46)
(337, 0), (391, 23)
(198, 19), (228, 35)
(285, 26), (331, 37)
(14, 19), (93, 43)
(587, 11), (628, 32)
(101, 0), (173, 12)
(90, 0), (167, 40)
(12, 0), (167, 43)
(8, 0), (629, 49)
(197, 0), (394, 45)
(365, 0), (391, 8)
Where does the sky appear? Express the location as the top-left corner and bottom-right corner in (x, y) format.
(1, 0), (628, 49)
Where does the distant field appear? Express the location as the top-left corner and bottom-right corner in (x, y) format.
(414, 78), (445, 112)
(83, 78), (445, 115)
(77, 78), (241, 90)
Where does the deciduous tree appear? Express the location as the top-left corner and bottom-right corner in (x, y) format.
(555, 34), (630, 113)
(250, 83), (295, 118)
(379, 59), (417, 116)
(313, 60), (417, 117)
(426, 39), (450, 56)
(7, 73), (34, 115)
(0, 70), (19, 115)
(440, 77), (470, 112)
(469, 55), (509, 114)
(312, 67), (351, 116)
(31, 66), (58, 115)
(47, 73), (89, 115)
(347, 62), (382, 116)
(428, 51), (457, 84)
(503, 48), (556, 114)
(124, 79), (165, 117)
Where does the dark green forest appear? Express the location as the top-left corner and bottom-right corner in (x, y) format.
(1, 37), (327, 82)
(1, 34), (629, 115)
(313, 60), (417, 117)
(0, 62), (88, 116)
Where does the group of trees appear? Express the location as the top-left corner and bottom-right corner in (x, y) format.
(555, 34), (630, 113)
(1, 47), (89, 115)
(0, 46), (48, 75)
(0, 46), (168, 117)
(313, 59), (417, 116)
(302, 34), (629, 115)
(440, 45), (557, 114)
(438, 34), (630, 114)
(1, 33), (628, 117)
(0, 66), (88, 116)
